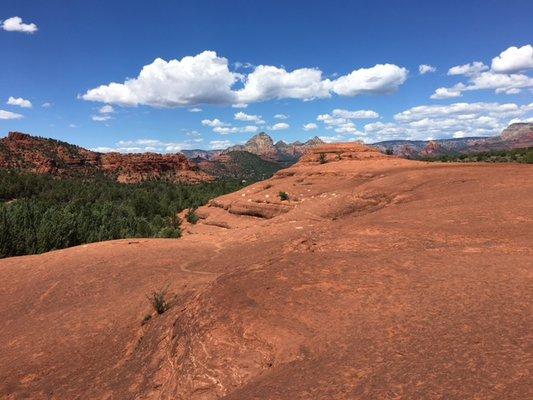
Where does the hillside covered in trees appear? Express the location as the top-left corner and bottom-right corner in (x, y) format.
(0, 170), (247, 258)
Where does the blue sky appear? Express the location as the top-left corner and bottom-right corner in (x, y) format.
(1, 0), (532, 152)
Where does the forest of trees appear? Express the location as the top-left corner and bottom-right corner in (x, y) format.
(0, 170), (246, 259)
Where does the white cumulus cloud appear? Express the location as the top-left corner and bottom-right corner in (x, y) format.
(81, 51), (409, 108)
(270, 122), (290, 130)
(201, 118), (228, 128)
(234, 111), (265, 124)
(303, 123), (318, 131)
(274, 114), (288, 119)
(447, 62), (488, 76)
(361, 101), (533, 142)
(7, 96), (32, 108)
(430, 86), (464, 99)
(419, 64), (437, 74)
(434, 45), (533, 99)
(81, 51), (241, 107)
(330, 64), (408, 96)
(0, 110), (23, 120)
(1, 16), (38, 34)
(491, 44), (533, 73)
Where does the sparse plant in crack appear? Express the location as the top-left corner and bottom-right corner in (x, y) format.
(319, 153), (327, 164)
(147, 287), (170, 314)
(279, 191), (289, 201)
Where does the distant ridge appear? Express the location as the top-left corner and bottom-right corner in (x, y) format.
(186, 123), (533, 163)
(0, 132), (211, 184)
(373, 122), (533, 158)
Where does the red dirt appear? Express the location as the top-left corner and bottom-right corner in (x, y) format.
(1, 144), (532, 399)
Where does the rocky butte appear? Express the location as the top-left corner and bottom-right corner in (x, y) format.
(0, 132), (211, 183)
(0, 142), (531, 399)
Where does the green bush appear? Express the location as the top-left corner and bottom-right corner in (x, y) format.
(279, 191), (289, 201)
(186, 208), (199, 224)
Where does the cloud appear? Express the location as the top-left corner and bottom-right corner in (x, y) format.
(330, 64), (408, 96)
(447, 62), (488, 76)
(318, 135), (360, 143)
(317, 114), (347, 126)
(430, 86), (463, 99)
(234, 111), (265, 124)
(209, 140), (232, 149)
(274, 114), (288, 119)
(1, 16), (38, 34)
(213, 125), (258, 135)
(334, 122), (358, 134)
(92, 115), (112, 122)
(361, 101), (533, 142)
(433, 45), (533, 99)
(81, 51), (242, 107)
(270, 122), (290, 130)
(303, 123), (318, 131)
(201, 118), (228, 127)
(41, 102), (52, 108)
(81, 51), (409, 108)
(93, 137), (205, 153)
(0, 109), (23, 120)
(7, 96), (32, 108)
(99, 104), (114, 114)
(188, 107), (202, 112)
(491, 44), (533, 73)
(331, 109), (379, 119)
(316, 109), (380, 135)
(236, 65), (331, 103)
(419, 64), (436, 74)
(465, 71), (533, 94)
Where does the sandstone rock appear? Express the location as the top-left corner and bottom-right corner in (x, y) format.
(0, 132), (211, 184)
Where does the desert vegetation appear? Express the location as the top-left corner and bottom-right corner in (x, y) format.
(421, 147), (533, 163)
(278, 191), (289, 201)
(147, 287), (170, 315)
(0, 170), (247, 258)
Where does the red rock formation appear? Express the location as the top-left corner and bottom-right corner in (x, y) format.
(0, 132), (212, 183)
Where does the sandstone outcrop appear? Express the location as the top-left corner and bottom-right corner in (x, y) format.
(0, 132), (211, 183)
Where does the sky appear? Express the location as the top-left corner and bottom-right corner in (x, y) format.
(1, 0), (532, 153)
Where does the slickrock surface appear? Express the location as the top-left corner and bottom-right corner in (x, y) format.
(1, 143), (532, 399)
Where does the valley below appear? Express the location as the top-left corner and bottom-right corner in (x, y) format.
(1, 143), (531, 399)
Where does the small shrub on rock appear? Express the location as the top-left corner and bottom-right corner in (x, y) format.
(319, 153), (327, 164)
(279, 191), (289, 201)
(147, 287), (170, 314)
(186, 208), (199, 224)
